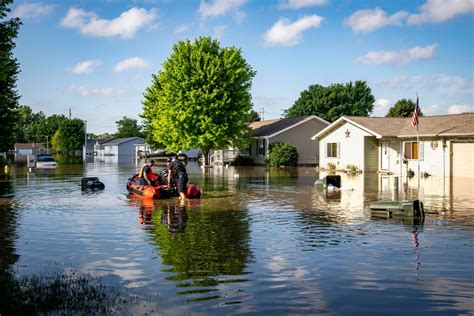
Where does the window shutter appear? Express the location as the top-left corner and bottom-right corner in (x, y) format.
(337, 142), (340, 158)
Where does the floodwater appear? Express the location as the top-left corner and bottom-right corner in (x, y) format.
(0, 162), (473, 315)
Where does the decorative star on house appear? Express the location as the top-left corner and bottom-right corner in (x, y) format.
(345, 129), (350, 138)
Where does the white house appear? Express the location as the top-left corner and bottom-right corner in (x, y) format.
(95, 137), (145, 163)
(312, 113), (474, 178)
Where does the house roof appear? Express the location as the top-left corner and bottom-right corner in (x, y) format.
(14, 143), (45, 149)
(313, 113), (474, 139)
(101, 137), (145, 146)
(251, 116), (329, 138)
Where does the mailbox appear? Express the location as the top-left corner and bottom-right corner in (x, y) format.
(27, 155), (36, 168)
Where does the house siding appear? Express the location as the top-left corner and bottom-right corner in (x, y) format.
(364, 137), (378, 172)
(270, 118), (327, 165)
(319, 122), (372, 171)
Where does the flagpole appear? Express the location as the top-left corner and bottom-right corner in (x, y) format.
(416, 93), (420, 193)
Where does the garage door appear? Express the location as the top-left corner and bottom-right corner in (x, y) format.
(452, 142), (474, 178)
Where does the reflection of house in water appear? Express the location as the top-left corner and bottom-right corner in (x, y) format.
(94, 137), (145, 163)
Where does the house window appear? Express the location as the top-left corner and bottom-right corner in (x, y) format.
(326, 142), (339, 158)
(257, 138), (266, 156)
(404, 141), (423, 160)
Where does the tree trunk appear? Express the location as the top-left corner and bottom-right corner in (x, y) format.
(201, 150), (210, 167)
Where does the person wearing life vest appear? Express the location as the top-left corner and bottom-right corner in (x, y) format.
(139, 158), (156, 186)
(167, 156), (188, 201)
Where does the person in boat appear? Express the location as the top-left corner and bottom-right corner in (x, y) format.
(167, 156), (188, 201)
(139, 158), (160, 186)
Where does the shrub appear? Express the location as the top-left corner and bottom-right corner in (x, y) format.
(266, 142), (299, 167)
(327, 162), (336, 170)
(234, 155), (254, 166)
(346, 164), (359, 173)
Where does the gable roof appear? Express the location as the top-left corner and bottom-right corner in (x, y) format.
(251, 115), (329, 138)
(102, 137), (145, 146)
(313, 113), (474, 139)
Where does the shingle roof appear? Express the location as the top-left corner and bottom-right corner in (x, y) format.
(251, 116), (315, 137)
(346, 113), (474, 137)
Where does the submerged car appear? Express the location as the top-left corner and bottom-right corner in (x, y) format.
(36, 154), (58, 168)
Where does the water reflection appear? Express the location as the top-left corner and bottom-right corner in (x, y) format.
(1, 162), (473, 314)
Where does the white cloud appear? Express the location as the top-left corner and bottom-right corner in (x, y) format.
(113, 57), (150, 73)
(60, 7), (158, 39)
(66, 60), (102, 74)
(345, 7), (408, 33)
(213, 25), (227, 40)
(278, 0), (327, 9)
(373, 98), (391, 116)
(12, 3), (55, 19)
(263, 15), (324, 47)
(356, 43), (437, 65)
(389, 75), (407, 88)
(173, 24), (189, 34)
(421, 104), (441, 115)
(407, 0), (474, 25)
(448, 104), (474, 114)
(66, 85), (126, 96)
(198, 0), (247, 18)
(417, 74), (474, 94)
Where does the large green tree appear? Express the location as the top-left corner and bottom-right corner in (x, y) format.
(26, 114), (67, 144)
(115, 116), (144, 138)
(142, 37), (256, 164)
(56, 118), (85, 153)
(386, 99), (423, 117)
(0, 0), (21, 152)
(283, 81), (375, 122)
(13, 105), (45, 143)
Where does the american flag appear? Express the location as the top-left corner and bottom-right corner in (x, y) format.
(411, 96), (420, 128)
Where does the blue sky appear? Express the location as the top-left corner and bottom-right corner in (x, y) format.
(9, 0), (474, 133)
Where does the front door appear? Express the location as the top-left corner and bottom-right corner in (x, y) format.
(381, 142), (389, 170)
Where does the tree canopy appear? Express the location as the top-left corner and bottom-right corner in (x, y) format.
(115, 116), (144, 138)
(247, 109), (261, 122)
(142, 37), (256, 163)
(283, 81), (375, 122)
(386, 99), (423, 117)
(0, 0), (21, 152)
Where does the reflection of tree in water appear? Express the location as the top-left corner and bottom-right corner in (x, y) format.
(0, 176), (21, 313)
(1, 178), (138, 314)
(150, 206), (253, 302)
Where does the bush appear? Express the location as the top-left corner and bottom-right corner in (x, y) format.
(346, 164), (359, 173)
(266, 142), (299, 167)
(327, 162), (336, 170)
(233, 155), (254, 166)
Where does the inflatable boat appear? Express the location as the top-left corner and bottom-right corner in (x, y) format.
(126, 172), (202, 199)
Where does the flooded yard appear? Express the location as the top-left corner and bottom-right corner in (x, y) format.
(1, 162), (473, 315)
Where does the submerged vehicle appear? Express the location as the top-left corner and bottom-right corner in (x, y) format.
(126, 169), (202, 199)
(36, 154), (58, 169)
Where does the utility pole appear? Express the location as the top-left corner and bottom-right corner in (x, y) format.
(69, 108), (72, 119)
(83, 120), (87, 163)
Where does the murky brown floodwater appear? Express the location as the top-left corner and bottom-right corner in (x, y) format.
(1, 161), (473, 315)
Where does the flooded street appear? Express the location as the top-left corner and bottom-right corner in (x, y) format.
(1, 162), (473, 315)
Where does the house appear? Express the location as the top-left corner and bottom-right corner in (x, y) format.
(312, 113), (474, 178)
(94, 137), (145, 163)
(242, 115), (330, 165)
(14, 143), (46, 156)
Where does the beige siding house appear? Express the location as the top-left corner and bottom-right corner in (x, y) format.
(244, 115), (329, 165)
(312, 113), (474, 178)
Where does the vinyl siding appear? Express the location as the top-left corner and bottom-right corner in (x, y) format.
(319, 122), (372, 171)
(270, 119), (327, 165)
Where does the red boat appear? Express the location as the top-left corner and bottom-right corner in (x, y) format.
(126, 171), (202, 199)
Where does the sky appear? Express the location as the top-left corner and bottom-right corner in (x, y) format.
(8, 0), (474, 134)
